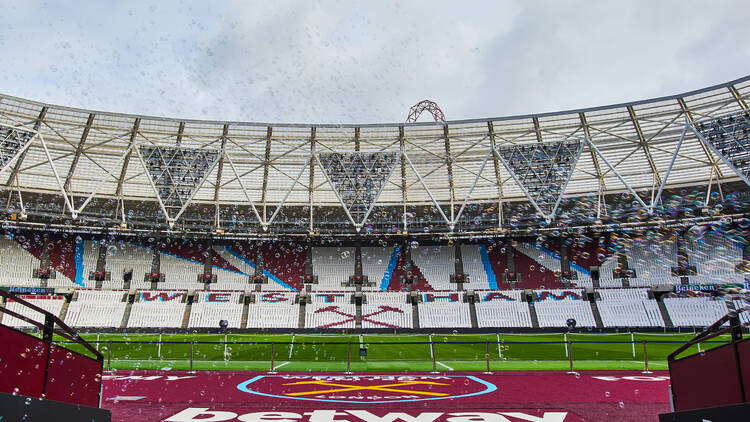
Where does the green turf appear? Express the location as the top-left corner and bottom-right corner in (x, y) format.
(48, 332), (731, 372)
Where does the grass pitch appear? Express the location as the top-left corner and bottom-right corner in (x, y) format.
(51, 332), (729, 372)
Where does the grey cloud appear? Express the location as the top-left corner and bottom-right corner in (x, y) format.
(0, 0), (748, 124)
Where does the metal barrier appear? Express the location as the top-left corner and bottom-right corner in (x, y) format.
(0, 290), (104, 408)
(55, 336), (731, 374)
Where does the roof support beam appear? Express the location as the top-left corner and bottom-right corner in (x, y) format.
(627, 105), (662, 187)
(532, 117), (543, 143)
(309, 127), (316, 233)
(728, 84), (748, 110)
(213, 124), (229, 228)
(261, 126), (272, 221)
(63, 112), (95, 193)
(354, 127), (360, 152)
(487, 122), (504, 228)
(399, 126), (407, 232)
(114, 118), (141, 222)
(677, 98), (722, 179)
(5, 106), (47, 187)
(443, 125), (455, 222)
(579, 112), (607, 218)
(175, 122), (185, 147)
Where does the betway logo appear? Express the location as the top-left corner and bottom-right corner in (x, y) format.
(165, 409), (571, 422)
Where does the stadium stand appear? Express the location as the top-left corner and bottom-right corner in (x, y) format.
(361, 246), (393, 289)
(0, 237), (42, 287)
(386, 248), (433, 291)
(127, 290), (187, 328)
(81, 240), (101, 288)
(597, 252), (623, 288)
(460, 244), (491, 289)
(475, 290), (533, 328)
(213, 246), (253, 289)
(305, 292), (356, 328)
(44, 234), (78, 287)
(411, 245), (454, 290)
(626, 232), (681, 287)
(362, 291), (412, 328)
(260, 242), (305, 290)
(1, 295), (65, 327)
(159, 250), (204, 290)
(595, 288), (664, 327)
(188, 291), (244, 328)
(105, 242), (153, 289)
(418, 292), (471, 328)
(663, 295), (730, 327)
(533, 289), (596, 328)
(311, 247), (355, 290)
(64, 289), (127, 328)
(246, 292), (300, 328)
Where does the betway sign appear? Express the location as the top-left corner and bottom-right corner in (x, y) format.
(165, 409), (572, 422)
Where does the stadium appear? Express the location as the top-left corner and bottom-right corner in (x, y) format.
(1, 74), (750, 421)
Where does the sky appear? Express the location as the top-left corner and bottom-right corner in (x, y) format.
(0, 0), (748, 124)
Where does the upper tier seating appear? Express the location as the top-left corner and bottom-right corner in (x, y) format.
(597, 252), (623, 288)
(80, 240), (101, 288)
(0, 237), (42, 287)
(64, 289), (127, 328)
(126, 290), (187, 328)
(533, 289), (596, 327)
(460, 244), (491, 289)
(361, 247), (392, 289)
(1, 296), (65, 327)
(627, 232), (681, 287)
(475, 289), (532, 328)
(104, 242), (153, 289)
(246, 292), (299, 328)
(188, 291), (244, 328)
(411, 246), (454, 290)
(663, 296), (729, 327)
(595, 288), (664, 327)
(312, 247), (355, 290)
(213, 246), (253, 289)
(159, 252), (204, 290)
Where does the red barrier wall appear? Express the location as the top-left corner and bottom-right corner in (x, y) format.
(45, 344), (103, 407)
(670, 342), (745, 411)
(0, 326), (48, 398)
(0, 324), (102, 408)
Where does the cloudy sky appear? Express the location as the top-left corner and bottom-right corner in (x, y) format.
(1, 0), (748, 124)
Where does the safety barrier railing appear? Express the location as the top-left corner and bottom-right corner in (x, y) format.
(51, 337), (731, 374)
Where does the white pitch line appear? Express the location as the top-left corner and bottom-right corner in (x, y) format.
(273, 361), (290, 370)
(630, 361), (668, 366)
(436, 361), (454, 371)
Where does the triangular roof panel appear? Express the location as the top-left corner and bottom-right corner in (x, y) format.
(495, 139), (583, 220)
(139, 145), (220, 219)
(319, 151), (399, 227)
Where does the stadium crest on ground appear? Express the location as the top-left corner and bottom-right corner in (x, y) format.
(237, 375), (496, 403)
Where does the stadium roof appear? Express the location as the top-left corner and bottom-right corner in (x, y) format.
(0, 75), (749, 232)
